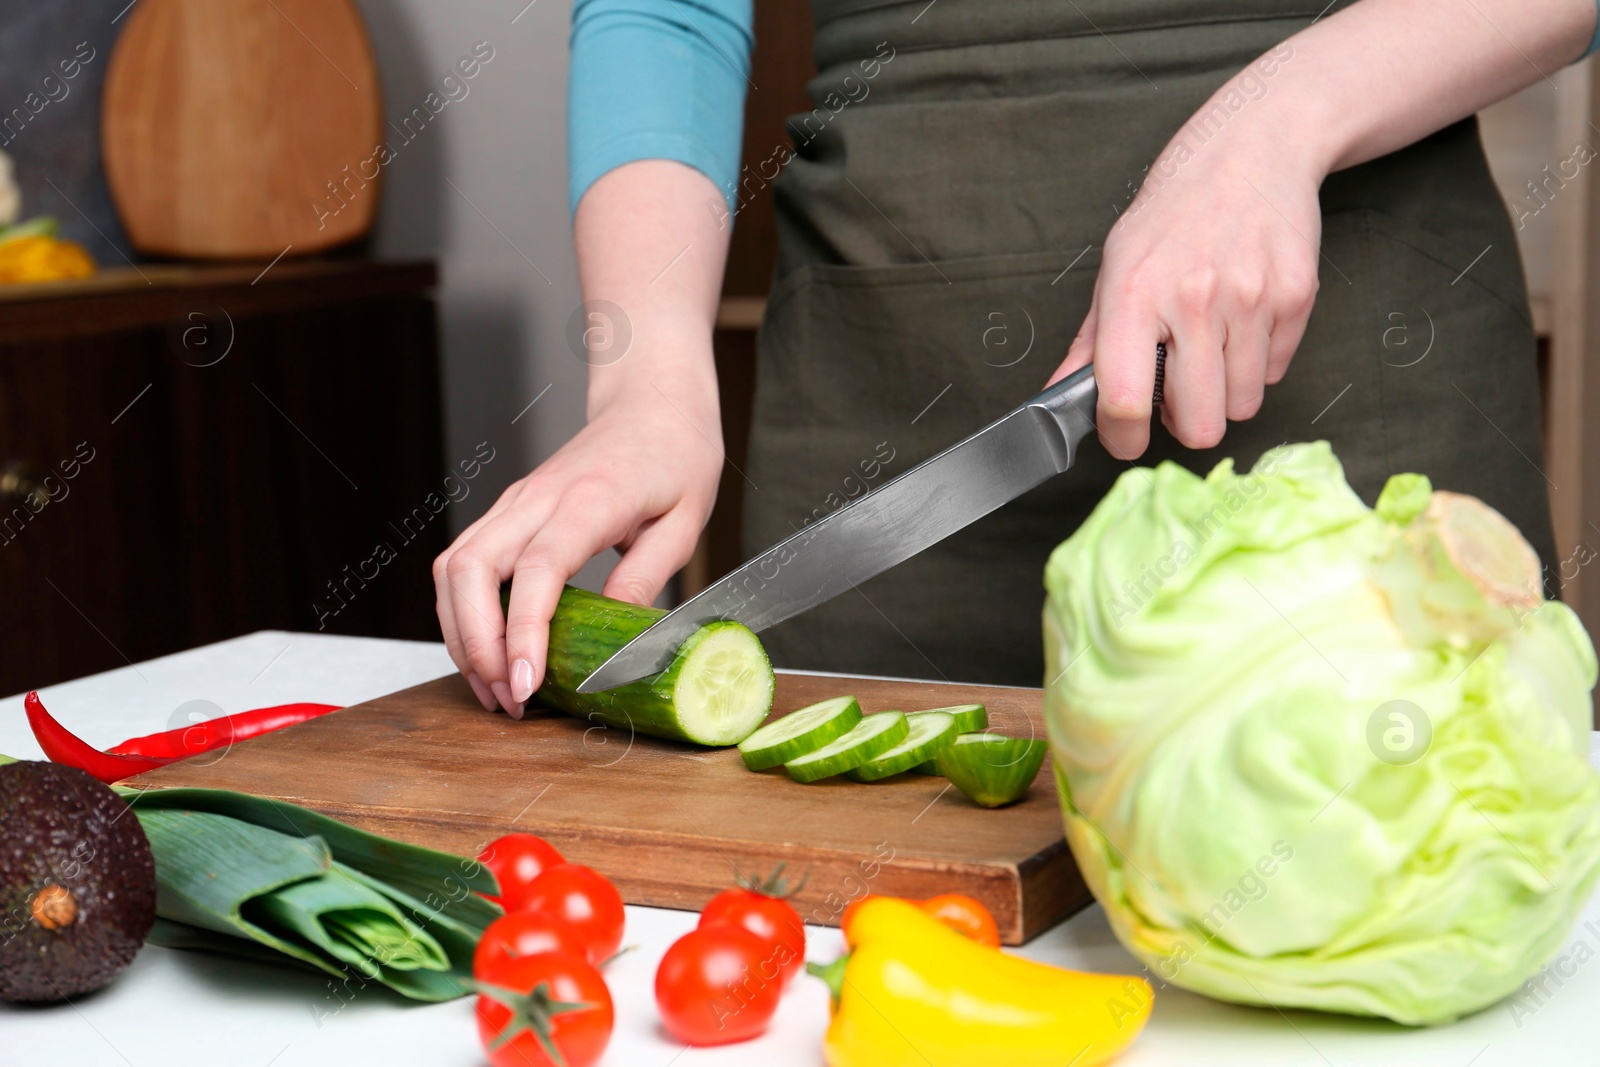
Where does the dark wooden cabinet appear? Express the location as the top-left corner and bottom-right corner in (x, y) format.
(0, 260), (448, 693)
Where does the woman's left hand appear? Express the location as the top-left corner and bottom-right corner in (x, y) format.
(1053, 102), (1324, 461)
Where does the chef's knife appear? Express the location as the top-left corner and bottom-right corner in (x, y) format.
(577, 348), (1166, 692)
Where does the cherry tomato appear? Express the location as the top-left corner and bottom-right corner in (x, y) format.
(519, 863), (626, 964)
(918, 893), (1001, 946)
(478, 833), (565, 911)
(476, 950), (613, 1067)
(656, 925), (780, 1046)
(474, 911), (589, 980)
(698, 888), (806, 987)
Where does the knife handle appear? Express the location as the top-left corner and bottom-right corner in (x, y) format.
(1025, 343), (1168, 469)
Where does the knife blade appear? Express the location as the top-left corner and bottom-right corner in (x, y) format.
(576, 349), (1165, 693)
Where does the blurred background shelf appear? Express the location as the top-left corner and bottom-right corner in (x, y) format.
(0, 259), (445, 693)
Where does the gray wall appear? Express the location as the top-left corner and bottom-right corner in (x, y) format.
(0, 3), (131, 260)
(353, 0), (616, 586)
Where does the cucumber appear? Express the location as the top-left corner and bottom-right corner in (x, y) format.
(739, 696), (862, 770)
(908, 705), (985, 772)
(847, 711), (958, 781)
(532, 585), (774, 747)
(935, 733), (1048, 808)
(785, 712), (908, 783)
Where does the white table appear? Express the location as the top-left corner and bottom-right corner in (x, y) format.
(2, 632), (1595, 1066)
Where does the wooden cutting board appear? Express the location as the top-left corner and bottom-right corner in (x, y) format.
(102, 0), (381, 258)
(127, 672), (1090, 944)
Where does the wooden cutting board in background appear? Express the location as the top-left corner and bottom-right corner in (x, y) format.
(102, 0), (381, 258)
(128, 672), (1091, 945)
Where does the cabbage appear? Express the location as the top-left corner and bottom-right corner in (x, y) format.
(1043, 441), (1600, 1025)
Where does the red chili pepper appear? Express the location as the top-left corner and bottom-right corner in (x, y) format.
(109, 702), (338, 758)
(23, 691), (339, 784)
(26, 692), (171, 783)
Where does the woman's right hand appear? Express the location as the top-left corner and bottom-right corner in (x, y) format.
(433, 360), (724, 718)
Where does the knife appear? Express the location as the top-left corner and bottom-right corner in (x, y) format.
(577, 347), (1166, 693)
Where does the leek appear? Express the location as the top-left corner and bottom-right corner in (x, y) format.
(122, 788), (501, 1002)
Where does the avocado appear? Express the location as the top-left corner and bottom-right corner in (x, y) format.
(0, 761), (156, 1002)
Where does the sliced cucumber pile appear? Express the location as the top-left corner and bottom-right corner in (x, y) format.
(739, 696), (862, 770)
(847, 711), (958, 782)
(732, 694), (1043, 809)
(785, 712), (907, 783)
(934, 733), (1048, 808)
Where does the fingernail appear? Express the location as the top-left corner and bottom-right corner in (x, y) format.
(510, 659), (535, 704)
(466, 674), (496, 712)
(490, 680), (520, 720)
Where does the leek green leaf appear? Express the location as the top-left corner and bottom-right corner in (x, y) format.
(245, 861), (449, 977)
(121, 786), (501, 931)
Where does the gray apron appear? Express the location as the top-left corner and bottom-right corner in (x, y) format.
(743, 0), (1556, 686)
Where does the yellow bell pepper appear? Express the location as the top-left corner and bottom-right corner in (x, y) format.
(810, 897), (1152, 1067)
(0, 235), (95, 284)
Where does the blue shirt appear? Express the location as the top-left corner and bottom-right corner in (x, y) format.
(568, 0), (752, 215)
(568, 1), (1600, 217)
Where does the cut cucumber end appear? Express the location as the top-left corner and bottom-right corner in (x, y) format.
(847, 711), (958, 782)
(738, 695), (863, 770)
(785, 712), (908, 783)
(935, 733), (1048, 807)
(668, 621), (775, 746)
(920, 704), (987, 732)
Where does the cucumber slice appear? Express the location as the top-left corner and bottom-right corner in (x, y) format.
(785, 712), (908, 783)
(909, 706), (985, 771)
(533, 585), (774, 746)
(921, 703), (987, 732)
(935, 733), (1048, 808)
(738, 696), (863, 770)
(847, 711), (958, 781)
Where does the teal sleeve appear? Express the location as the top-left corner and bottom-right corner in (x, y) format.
(1587, 4), (1600, 59)
(568, 0), (753, 216)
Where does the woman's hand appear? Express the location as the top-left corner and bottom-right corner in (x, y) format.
(1054, 90), (1323, 461)
(1053, 0), (1596, 460)
(433, 369), (723, 717)
(435, 158), (733, 716)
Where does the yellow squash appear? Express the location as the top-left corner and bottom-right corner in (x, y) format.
(811, 897), (1152, 1067)
(0, 235), (94, 283)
